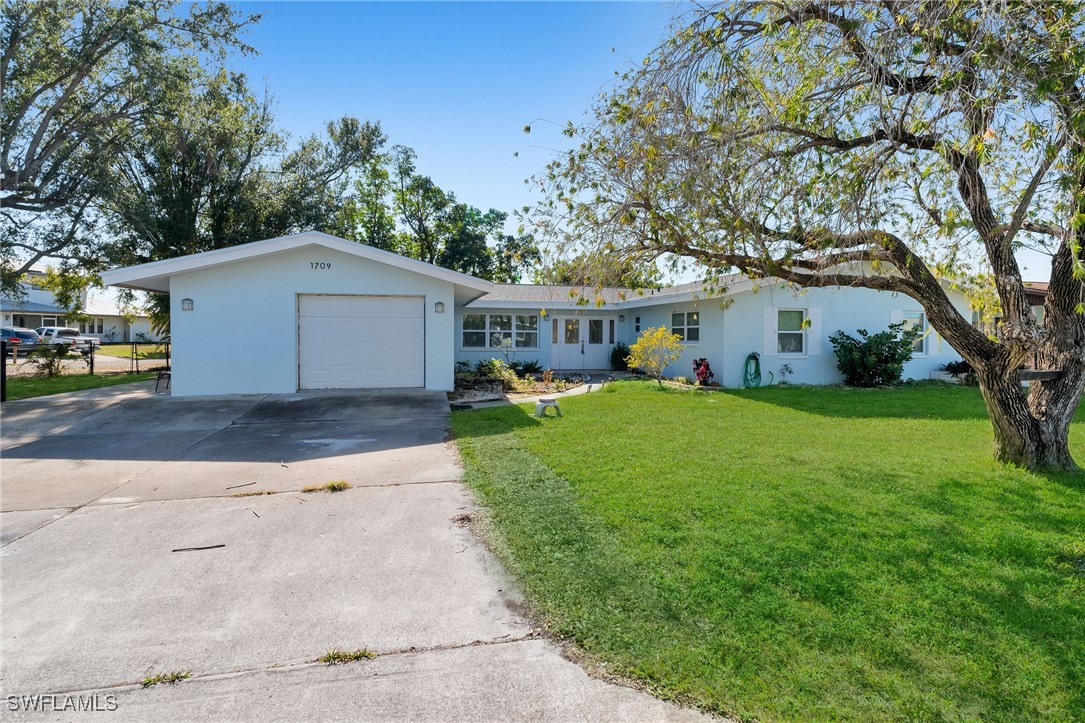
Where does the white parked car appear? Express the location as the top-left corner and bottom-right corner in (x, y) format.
(35, 326), (101, 354)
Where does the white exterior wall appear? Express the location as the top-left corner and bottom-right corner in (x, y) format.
(454, 306), (627, 371)
(619, 284), (969, 387)
(169, 246), (456, 396)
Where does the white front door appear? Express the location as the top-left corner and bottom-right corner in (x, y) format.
(553, 316), (612, 370)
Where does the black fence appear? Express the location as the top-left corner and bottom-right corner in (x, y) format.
(1, 340), (170, 402)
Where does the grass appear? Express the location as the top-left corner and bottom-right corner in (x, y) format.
(452, 381), (1085, 721)
(3, 371), (156, 401)
(96, 343), (169, 360)
(301, 480), (352, 493)
(141, 670), (191, 688)
(230, 490), (276, 498)
(316, 647), (376, 664)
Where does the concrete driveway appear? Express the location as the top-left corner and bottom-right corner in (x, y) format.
(1, 381), (708, 721)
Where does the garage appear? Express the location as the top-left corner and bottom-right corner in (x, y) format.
(298, 294), (425, 389)
(99, 232), (493, 396)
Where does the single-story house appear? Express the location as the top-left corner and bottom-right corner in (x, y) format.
(101, 231), (968, 397)
(2, 269), (159, 342)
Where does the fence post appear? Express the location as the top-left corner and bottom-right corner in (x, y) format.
(1, 340), (7, 403)
(89, 346), (95, 376)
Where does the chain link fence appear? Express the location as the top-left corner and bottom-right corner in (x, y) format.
(2, 341), (170, 399)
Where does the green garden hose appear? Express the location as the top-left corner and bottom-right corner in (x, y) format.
(743, 352), (773, 388)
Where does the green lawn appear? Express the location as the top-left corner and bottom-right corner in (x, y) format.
(452, 382), (1085, 721)
(3, 372), (156, 400)
(96, 343), (169, 360)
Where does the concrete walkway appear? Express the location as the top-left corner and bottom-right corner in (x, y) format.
(1, 382), (710, 721)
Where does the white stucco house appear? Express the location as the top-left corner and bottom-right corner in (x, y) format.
(101, 231), (967, 397)
(2, 268), (159, 342)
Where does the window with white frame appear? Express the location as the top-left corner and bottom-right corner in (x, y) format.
(634, 316), (641, 333)
(671, 311), (700, 342)
(777, 309), (806, 354)
(462, 313), (539, 349)
(80, 318), (105, 335)
(902, 311), (927, 354)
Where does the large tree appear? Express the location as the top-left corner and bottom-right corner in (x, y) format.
(535, 1), (1085, 471)
(0, 0), (256, 292)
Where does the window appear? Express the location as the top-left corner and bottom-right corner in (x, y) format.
(608, 319), (615, 344)
(80, 318), (104, 335)
(41, 316), (57, 327)
(902, 311), (926, 354)
(671, 311), (700, 342)
(588, 319), (603, 344)
(777, 309), (806, 354)
(462, 313), (539, 349)
(634, 316), (641, 333)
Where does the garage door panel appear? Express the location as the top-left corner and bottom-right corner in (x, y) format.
(298, 295), (425, 389)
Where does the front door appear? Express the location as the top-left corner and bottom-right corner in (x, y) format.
(554, 316), (612, 370)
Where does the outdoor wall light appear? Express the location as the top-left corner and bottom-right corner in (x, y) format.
(181, 298), (194, 311)
(619, 314), (626, 322)
(434, 301), (445, 313)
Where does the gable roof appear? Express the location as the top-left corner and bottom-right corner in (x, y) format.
(100, 231), (495, 298)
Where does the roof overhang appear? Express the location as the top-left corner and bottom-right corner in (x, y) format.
(100, 231), (495, 303)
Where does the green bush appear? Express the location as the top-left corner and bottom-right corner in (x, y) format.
(829, 323), (920, 387)
(21, 344), (84, 378)
(610, 341), (631, 371)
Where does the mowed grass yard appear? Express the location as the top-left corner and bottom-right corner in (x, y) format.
(452, 382), (1085, 721)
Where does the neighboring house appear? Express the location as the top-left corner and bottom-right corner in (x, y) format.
(1, 269), (159, 342)
(102, 231), (967, 397)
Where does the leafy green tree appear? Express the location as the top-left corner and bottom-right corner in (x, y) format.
(536, 252), (661, 288)
(391, 146), (453, 264)
(338, 154), (401, 252)
(536, 1), (1085, 471)
(1, 0), (257, 292)
(627, 326), (685, 387)
(492, 232), (540, 284)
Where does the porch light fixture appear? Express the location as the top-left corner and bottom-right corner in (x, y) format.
(434, 301), (445, 313)
(181, 298), (194, 311)
(619, 314), (625, 322)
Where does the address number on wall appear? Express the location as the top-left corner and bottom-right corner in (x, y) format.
(310, 262), (332, 270)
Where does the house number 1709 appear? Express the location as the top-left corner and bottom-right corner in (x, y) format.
(310, 262), (331, 270)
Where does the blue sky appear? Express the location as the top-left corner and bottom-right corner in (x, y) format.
(234, 1), (681, 227)
(223, 1), (1051, 282)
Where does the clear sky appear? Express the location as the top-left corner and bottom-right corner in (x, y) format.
(233, 1), (682, 229)
(223, 1), (1051, 282)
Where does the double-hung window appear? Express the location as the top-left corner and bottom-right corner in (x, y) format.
(671, 311), (700, 342)
(462, 314), (539, 349)
(902, 311), (927, 354)
(777, 309), (806, 354)
(80, 318), (104, 335)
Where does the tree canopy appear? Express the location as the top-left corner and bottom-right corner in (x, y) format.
(534, 0), (1085, 470)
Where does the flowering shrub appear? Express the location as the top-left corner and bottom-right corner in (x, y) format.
(692, 358), (714, 385)
(627, 326), (685, 387)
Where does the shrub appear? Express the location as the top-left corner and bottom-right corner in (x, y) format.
(21, 344), (84, 378)
(692, 358), (714, 385)
(610, 341), (631, 371)
(627, 326), (685, 387)
(941, 359), (977, 385)
(829, 323), (920, 387)
(520, 359), (543, 375)
(474, 358), (505, 377)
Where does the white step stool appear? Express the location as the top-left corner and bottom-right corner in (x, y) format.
(535, 398), (562, 417)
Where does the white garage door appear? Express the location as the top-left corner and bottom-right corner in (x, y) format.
(298, 295), (425, 389)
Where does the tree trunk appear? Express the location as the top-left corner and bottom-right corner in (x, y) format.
(975, 353), (1083, 473)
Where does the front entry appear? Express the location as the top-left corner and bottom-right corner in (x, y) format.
(553, 316), (612, 370)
